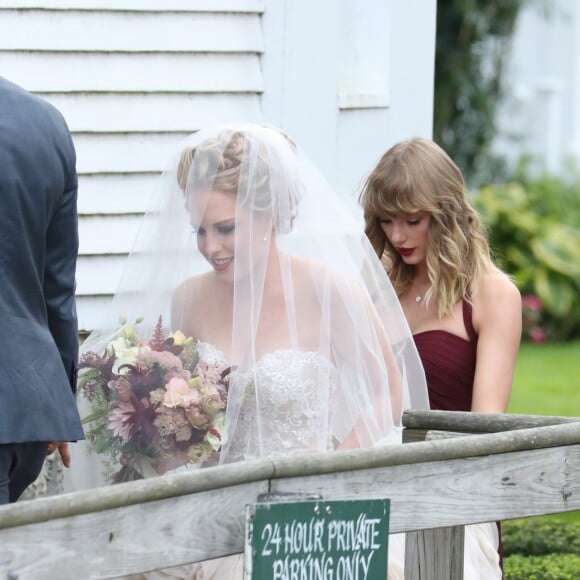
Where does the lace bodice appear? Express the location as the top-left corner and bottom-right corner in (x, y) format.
(196, 342), (338, 462)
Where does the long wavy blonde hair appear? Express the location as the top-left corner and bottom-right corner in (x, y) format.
(360, 137), (497, 318)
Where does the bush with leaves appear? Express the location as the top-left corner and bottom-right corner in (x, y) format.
(504, 553), (580, 580)
(503, 519), (580, 579)
(502, 519), (580, 556)
(434, 0), (524, 183)
(473, 171), (580, 341)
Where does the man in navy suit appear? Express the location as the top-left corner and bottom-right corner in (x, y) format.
(0, 76), (85, 504)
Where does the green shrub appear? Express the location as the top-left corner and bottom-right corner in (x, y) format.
(473, 173), (580, 340)
(434, 1), (524, 183)
(502, 519), (580, 556)
(504, 553), (580, 579)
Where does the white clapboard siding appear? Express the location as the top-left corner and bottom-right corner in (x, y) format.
(0, 1), (266, 331)
(76, 255), (127, 295)
(79, 215), (144, 255)
(77, 174), (162, 215)
(0, 0), (264, 11)
(0, 52), (263, 93)
(0, 11), (263, 53)
(73, 133), (193, 174)
(76, 296), (115, 334)
(39, 93), (262, 132)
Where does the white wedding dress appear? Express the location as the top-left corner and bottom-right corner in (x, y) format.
(198, 342), (338, 463)
(140, 342), (401, 579)
(144, 343), (500, 580)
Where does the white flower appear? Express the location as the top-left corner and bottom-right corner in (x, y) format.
(106, 336), (148, 374)
(205, 412), (226, 451)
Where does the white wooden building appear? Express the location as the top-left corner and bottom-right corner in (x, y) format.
(0, 0), (437, 333)
(492, 0), (580, 175)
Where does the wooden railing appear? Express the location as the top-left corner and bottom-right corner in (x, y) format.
(0, 411), (579, 579)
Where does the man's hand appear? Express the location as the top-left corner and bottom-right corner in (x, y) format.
(47, 442), (71, 468)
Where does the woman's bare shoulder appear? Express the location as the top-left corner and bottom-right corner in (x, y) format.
(474, 269), (521, 321)
(171, 272), (213, 331)
(479, 269), (520, 300)
(174, 272), (212, 298)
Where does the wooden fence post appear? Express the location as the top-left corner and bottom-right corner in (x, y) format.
(405, 526), (464, 580)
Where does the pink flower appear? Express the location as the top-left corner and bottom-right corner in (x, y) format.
(163, 377), (201, 408)
(140, 350), (184, 370)
(530, 326), (547, 344)
(522, 294), (542, 312)
(165, 368), (191, 382)
(108, 401), (135, 442)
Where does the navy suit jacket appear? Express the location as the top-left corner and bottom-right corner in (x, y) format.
(0, 76), (84, 443)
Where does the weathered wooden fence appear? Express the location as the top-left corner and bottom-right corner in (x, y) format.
(0, 410), (579, 579)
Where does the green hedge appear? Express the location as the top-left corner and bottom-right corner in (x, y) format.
(474, 174), (580, 341)
(502, 519), (580, 556)
(503, 519), (580, 579)
(504, 554), (580, 579)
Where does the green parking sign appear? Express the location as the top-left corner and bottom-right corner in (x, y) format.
(244, 498), (390, 579)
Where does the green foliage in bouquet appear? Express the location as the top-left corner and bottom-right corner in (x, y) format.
(82, 375), (122, 458)
(474, 171), (580, 340)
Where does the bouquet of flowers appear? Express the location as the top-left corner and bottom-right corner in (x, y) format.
(78, 316), (230, 483)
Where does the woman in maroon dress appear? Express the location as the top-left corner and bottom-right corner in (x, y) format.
(360, 137), (522, 578)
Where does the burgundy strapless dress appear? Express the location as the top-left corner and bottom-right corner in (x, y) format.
(413, 300), (504, 575)
(413, 300), (477, 412)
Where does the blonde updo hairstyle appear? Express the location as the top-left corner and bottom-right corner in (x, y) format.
(177, 127), (298, 233)
(360, 137), (496, 318)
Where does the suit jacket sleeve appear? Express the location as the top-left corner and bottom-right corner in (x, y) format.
(44, 133), (80, 393)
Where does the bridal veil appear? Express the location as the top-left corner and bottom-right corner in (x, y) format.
(72, 123), (428, 486)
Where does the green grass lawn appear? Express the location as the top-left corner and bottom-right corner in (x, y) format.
(507, 340), (580, 524)
(508, 341), (580, 417)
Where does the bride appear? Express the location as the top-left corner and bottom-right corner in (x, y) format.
(72, 124), (429, 578)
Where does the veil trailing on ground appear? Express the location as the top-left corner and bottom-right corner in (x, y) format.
(72, 123), (428, 487)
